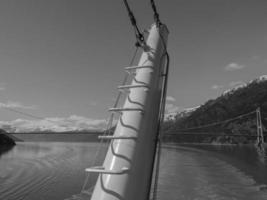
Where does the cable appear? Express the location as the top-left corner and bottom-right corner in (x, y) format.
(149, 0), (161, 26)
(1, 106), (45, 120)
(150, 25), (170, 200)
(175, 110), (257, 132)
(80, 46), (140, 193)
(0, 106), (65, 126)
(122, 0), (145, 46)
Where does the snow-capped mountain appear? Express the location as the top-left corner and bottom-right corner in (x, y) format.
(222, 75), (267, 96)
(168, 75), (267, 131)
(251, 75), (267, 83)
(165, 106), (200, 121)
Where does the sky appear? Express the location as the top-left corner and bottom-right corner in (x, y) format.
(0, 0), (266, 132)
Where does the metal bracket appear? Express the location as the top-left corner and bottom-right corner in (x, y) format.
(98, 135), (137, 140)
(118, 84), (149, 90)
(85, 166), (130, 175)
(125, 65), (153, 71)
(109, 107), (144, 114)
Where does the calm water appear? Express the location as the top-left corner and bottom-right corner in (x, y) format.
(1, 142), (267, 200)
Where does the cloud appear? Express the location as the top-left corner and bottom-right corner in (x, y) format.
(224, 63), (245, 71)
(229, 81), (245, 87)
(211, 85), (224, 90)
(166, 96), (176, 102)
(0, 115), (107, 132)
(0, 101), (36, 109)
(165, 103), (179, 114)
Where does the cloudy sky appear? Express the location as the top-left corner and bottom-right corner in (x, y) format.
(0, 0), (266, 131)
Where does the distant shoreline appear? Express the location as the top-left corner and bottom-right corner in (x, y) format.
(7, 132), (102, 142)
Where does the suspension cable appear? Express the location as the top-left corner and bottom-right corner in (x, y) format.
(175, 110), (257, 132)
(149, 0), (161, 26)
(122, 0), (145, 46)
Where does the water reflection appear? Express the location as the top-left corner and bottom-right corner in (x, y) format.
(1, 142), (267, 200)
(158, 144), (267, 200)
(0, 145), (15, 158)
(0, 142), (104, 200)
(255, 144), (267, 164)
(178, 143), (267, 187)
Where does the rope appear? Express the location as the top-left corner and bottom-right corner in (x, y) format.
(149, 0), (161, 26)
(175, 110), (257, 132)
(80, 46), (140, 193)
(122, 0), (145, 46)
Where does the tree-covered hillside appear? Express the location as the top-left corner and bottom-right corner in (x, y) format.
(163, 76), (267, 143)
(0, 129), (15, 146)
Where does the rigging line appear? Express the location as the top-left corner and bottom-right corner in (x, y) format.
(122, 0), (145, 45)
(0, 106), (63, 126)
(81, 46), (140, 192)
(175, 110), (257, 132)
(152, 55), (169, 200)
(149, 0), (161, 26)
(81, 111), (111, 191)
(1, 106), (45, 120)
(112, 46), (139, 110)
(151, 29), (170, 200)
(81, 47), (139, 191)
(0, 105), (92, 130)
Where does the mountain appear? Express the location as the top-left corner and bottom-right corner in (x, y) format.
(165, 106), (199, 121)
(163, 75), (267, 144)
